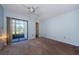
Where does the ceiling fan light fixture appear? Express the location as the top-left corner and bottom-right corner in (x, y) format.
(30, 7), (33, 12)
(29, 7), (35, 13)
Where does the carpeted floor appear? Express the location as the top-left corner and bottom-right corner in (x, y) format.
(0, 37), (79, 55)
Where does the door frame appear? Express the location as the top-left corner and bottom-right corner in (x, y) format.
(7, 17), (28, 45)
(35, 22), (39, 38)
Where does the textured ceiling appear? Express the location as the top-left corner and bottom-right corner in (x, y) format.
(2, 4), (79, 20)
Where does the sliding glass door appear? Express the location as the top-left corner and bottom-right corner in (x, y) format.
(12, 19), (28, 43)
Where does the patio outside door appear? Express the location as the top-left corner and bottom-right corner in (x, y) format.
(12, 19), (27, 43)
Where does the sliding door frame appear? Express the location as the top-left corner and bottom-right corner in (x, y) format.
(7, 17), (28, 45)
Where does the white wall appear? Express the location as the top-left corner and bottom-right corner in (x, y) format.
(0, 5), (4, 36)
(41, 9), (79, 46)
(4, 10), (39, 40)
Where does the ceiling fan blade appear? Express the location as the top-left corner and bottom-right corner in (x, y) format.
(36, 7), (39, 9)
(22, 4), (32, 10)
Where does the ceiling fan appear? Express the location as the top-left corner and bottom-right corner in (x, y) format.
(22, 4), (40, 15)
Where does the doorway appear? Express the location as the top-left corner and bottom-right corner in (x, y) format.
(7, 17), (28, 44)
(36, 22), (39, 38)
(12, 19), (28, 42)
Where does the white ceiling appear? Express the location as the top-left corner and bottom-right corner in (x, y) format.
(2, 4), (79, 20)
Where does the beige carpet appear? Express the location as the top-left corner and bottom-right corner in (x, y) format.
(0, 37), (79, 55)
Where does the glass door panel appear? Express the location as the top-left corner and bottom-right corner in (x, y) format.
(12, 19), (27, 43)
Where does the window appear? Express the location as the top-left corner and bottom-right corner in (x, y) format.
(12, 20), (25, 35)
